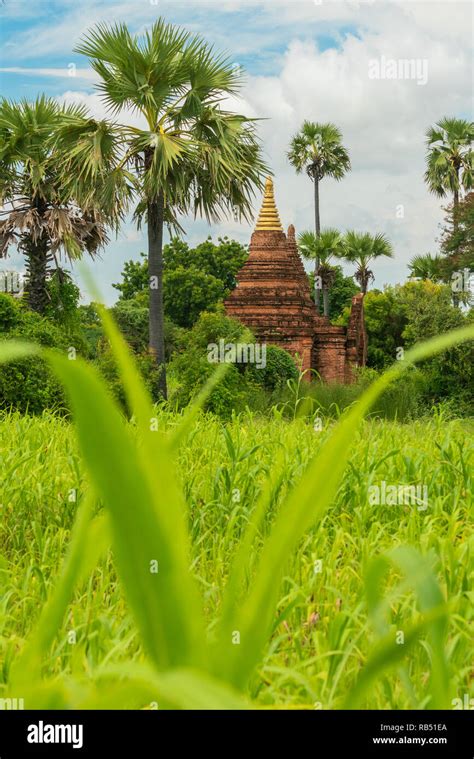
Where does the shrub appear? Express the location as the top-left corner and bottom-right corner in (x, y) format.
(274, 365), (428, 423)
(0, 294), (89, 414)
(95, 345), (162, 412)
(0, 298), (72, 413)
(245, 345), (298, 391)
(169, 310), (258, 417)
(0, 356), (66, 414)
(78, 303), (104, 359)
(112, 297), (185, 360)
(0, 293), (22, 331)
(43, 272), (81, 327)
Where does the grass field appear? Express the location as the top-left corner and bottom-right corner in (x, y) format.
(1, 408), (472, 709)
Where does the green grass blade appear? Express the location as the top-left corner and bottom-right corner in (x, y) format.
(342, 606), (448, 709)
(362, 546), (452, 708)
(82, 664), (249, 709)
(46, 351), (208, 670)
(388, 546), (451, 708)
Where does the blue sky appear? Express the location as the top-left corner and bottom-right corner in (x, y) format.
(0, 0), (472, 304)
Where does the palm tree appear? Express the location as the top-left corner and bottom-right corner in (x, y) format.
(343, 231), (393, 295)
(75, 20), (267, 399)
(408, 253), (444, 282)
(288, 122), (350, 309)
(425, 117), (474, 212)
(0, 97), (118, 313)
(297, 228), (345, 317)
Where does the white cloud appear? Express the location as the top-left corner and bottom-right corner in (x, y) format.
(0, 66), (97, 80)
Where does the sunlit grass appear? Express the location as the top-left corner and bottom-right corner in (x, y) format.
(0, 405), (472, 708)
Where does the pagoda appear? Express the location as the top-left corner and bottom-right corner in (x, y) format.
(224, 177), (366, 382)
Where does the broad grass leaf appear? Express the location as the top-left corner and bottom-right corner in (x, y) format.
(81, 663), (248, 709)
(46, 351), (208, 671)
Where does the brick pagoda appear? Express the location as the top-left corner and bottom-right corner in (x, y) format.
(224, 177), (366, 383)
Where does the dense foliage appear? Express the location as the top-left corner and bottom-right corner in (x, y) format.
(113, 237), (248, 328)
(338, 281), (474, 413)
(0, 294), (75, 413)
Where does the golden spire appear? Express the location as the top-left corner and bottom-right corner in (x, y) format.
(255, 176), (283, 232)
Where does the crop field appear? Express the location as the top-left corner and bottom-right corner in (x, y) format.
(1, 399), (472, 709)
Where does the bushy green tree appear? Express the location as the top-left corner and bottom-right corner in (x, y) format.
(441, 192), (474, 274)
(112, 298), (184, 360)
(163, 266), (225, 328)
(112, 254), (149, 301)
(399, 281), (473, 409)
(113, 237), (249, 328)
(43, 271), (81, 327)
(77, 303), (104, 358)
(363, 288), (407, 370)
(164, 237), (248, 291)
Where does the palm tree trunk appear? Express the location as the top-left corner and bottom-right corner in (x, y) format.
(148, 193), (168, 400)
(25, 234), (49, 313)
(452, 169), (461, 306)
(314, 177), (321, 311)
(358, 267), (369, 295)
(453, 181), (460, 235)
(322, 286), (330, 318)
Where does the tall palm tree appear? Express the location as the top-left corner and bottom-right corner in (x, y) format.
(408, 253), (444, 282)
(408, 252), (470, 307)
(288, 122), (350, 309)
(0, 97), (118, 312)
(343, 231), (393, 295)
(425, 117), (474, 212)
(75, 20), (267, 399)
(297, 228), (345, 317)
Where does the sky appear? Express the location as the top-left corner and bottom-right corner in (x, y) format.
(0, 0), (473, 304)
